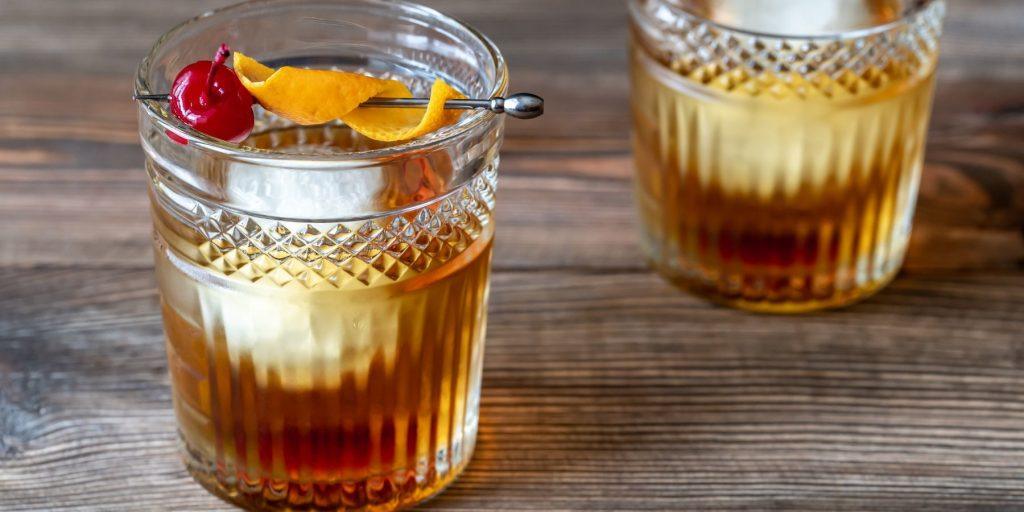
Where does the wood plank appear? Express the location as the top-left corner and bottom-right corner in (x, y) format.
(0, 1), (1022, 78)
(1, 0), (1024, 136)
(1, 2), (1022, 270)
(1, 268), (1023, 510)
(1, 120), (1021, 271)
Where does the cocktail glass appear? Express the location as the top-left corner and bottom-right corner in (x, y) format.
(136, 0), (506, 509)
(629, 0), (945, 312)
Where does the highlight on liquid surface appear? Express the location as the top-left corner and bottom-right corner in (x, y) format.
(630, 0), (942, 311)
(677, 0), (909, 35)
(150, 124), (495, 510)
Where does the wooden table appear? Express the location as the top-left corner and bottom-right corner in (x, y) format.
(1, 1), (1022, 510)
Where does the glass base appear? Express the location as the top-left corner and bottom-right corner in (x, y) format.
(651, 261), (900, 314)
(180, 438), (473, 512)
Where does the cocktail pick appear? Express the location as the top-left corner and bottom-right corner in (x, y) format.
(134, 92), (544, 119)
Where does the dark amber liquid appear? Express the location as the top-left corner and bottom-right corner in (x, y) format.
(151, 123), (495, 510)
(630, 27), (937, 311)
(157, 237), (491, 510)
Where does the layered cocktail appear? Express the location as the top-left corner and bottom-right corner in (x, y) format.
(136, 1), (508, 509)
(629, 0), (945, 311)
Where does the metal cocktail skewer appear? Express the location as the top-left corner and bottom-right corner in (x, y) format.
(364, 94), (543, 119)
(133, 92), (544, 119)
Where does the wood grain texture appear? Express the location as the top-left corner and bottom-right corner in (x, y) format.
(1, 0), (1023, 510)
(3, 269), (1024, 511)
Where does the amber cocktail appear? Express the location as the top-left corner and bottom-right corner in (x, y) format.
(136, 1), (507, 509)
(630, 0), (945, 312)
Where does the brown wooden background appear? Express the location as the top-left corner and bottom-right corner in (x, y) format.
(1, 1), (1023, 510)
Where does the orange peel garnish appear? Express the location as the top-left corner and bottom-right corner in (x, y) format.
(233, 52), (465, 142)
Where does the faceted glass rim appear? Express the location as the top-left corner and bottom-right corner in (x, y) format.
(636, 0), (943, 41)
(135, 0), (508, 166)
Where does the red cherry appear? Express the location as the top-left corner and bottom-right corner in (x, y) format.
(169, 44), (254, 144)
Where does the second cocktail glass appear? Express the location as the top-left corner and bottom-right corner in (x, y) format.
(136, 1), (506, 509)
(629, 0), (945, 312)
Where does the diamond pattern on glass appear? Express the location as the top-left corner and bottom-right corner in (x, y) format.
(634, 0), (944, 98)
(172, 163), (497, 289)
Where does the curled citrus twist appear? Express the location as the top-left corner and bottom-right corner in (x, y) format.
(233, 52), (465, 142)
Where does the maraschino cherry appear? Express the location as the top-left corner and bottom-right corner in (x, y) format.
(168, 43), (254, 143)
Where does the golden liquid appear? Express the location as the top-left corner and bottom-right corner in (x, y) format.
(630, 17), (938, 312)
(151, 126), (493, 510)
